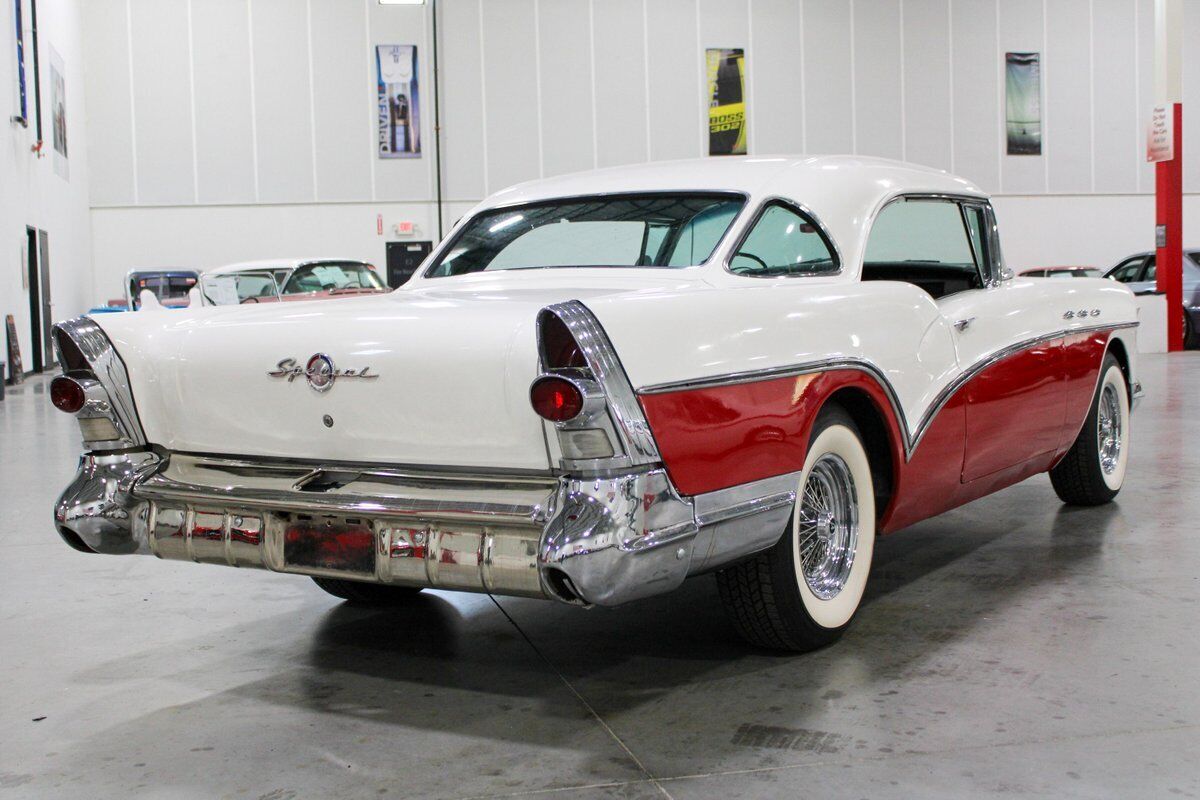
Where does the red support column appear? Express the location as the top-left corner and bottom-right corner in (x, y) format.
(1155, 102), (1184, 352)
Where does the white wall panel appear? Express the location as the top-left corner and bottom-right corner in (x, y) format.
(803, 0), (853, 155)
(370, 1), (433, 201)
(537, 0), (595, 178)
(901, 0), (952, 172)
(1183, 0), (1200, 193)
(480, 0), (541, 188)
(592, 0), (648, 168)
(311, 0), (371, 202)
(748, 0), (802, 156)
(1045, 0), (1092, 193)
(950, 0), (999, 192)
(853, 0), (902, 160)
(191, 0), (256, 204)
(1135, 0), (1153, 193)
(82, 0), (136, 205)
(439, 0), (486, 200)
(1091, 0), (1137, 194)
(997, 0), (1043, 194)
(129, 0), (195, 204)
(646, 0), (702, 161)
(249, 0), (314, 202)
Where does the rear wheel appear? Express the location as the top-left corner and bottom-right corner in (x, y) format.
(716, 405), (876, 652)
(1049, 353), (1129, 506)
(311, 577), (422, 605)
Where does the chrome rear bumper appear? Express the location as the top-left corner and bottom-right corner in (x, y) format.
(55, 451), (793, 606)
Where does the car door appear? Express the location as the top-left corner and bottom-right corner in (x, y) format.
(931, 202), (1067, 482)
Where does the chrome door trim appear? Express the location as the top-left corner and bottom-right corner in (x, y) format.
(638, 321), (1138, 461)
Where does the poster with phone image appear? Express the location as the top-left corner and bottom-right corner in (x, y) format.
(376, 45), (420, 158)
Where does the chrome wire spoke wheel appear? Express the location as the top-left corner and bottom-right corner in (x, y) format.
(1096, 383), (1122, 475)
(796, 453), (859, 600)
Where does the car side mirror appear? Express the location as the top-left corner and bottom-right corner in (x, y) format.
(998, 266), (1014, 282)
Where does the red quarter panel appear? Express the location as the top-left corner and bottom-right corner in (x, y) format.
(1056, 330), (1112, 454)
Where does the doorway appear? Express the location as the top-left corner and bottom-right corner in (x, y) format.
(386, 240), (433, 288)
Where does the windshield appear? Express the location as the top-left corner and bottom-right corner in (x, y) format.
(129, 272), (197, 308)
(200, 271), (281, 305)
(425, 193), (745, 277)
(281, 262), (385, 294)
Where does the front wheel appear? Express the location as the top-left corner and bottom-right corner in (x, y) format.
(716, 404), (876, 652)
(1049, 353), (1130, 506)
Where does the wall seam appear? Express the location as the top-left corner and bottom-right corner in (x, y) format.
(247, 0), (260, 202)
(125, 0), (139, 204)
(1041, 0), (1049, 193)
(185, 0), (199, 203)
(533, 0), (544, 178)
(799, 0), (807, 153)
(477, 0), (490, 195)
(1088, 0), (1096, 192)
(947, 0), (954, 174)
(642, 0), (652, 161)
(849, 0), (857, 154)
(588, 0), (599, 168)
(899, 0), (906, 162)
(746, 0), (755, 154)
(306, 0), (319, 200)
(696, 0), (704, 156)
(995, 0), (1002, 193)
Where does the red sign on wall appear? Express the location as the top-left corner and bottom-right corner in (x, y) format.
(1147, 105), (1175, 163)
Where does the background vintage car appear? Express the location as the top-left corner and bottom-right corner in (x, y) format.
(50, 156), (1139, 653)
(196, 258), (389, 306)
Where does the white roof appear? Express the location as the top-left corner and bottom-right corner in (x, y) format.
(205, 258), (371, 276)
(471, 156), (987, 269)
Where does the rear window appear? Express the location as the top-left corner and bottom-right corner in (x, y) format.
(426, 193), (745, 277)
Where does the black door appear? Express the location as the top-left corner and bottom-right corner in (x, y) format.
(386, 241), (433, 288)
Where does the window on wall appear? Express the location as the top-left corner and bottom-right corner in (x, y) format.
(728, 202), (838, 277)
(861, 199), (984, 299)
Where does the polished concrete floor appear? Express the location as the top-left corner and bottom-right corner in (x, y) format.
(1, 354), (1198, 800)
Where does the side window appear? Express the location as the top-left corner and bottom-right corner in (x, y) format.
(665, 203), (742, 266)
(962, 204), (996, 282)
(1142, 255), (1157, 282)
(1108, 257), (1144, 283)
(728, 202), (838, 276)
(862, 199), (983, 299)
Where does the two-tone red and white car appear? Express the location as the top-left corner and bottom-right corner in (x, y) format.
(50, 156), (1140, 651)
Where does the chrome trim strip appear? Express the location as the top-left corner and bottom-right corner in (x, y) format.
(639, 321), (1139, 461)
(721, 196), (845, 279)
(540, 301), (661, 468)
(696, 490), (796, 527)
(52, 317), (147, 447)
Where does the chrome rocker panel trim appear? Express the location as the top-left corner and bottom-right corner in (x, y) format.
(54, 451), (795, 608)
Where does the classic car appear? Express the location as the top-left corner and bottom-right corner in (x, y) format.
(49, 156), (1141, 652)
(1104, 249), (1200, 348)
(1019, 265), (1103, 279)
(197, 258), (389, 305)
(87, 268), (200, 314)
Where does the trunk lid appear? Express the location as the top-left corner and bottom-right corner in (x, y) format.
(94, 271), (698, 471)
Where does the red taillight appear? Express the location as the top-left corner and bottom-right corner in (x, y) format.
(50, 376), (87, 413)
(541, 313), (587, 369)
(530, 376), (584, 422)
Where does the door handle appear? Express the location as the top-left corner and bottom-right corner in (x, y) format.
(953, 317), (975, 332)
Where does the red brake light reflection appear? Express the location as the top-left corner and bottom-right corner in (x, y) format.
(530, 377), (584, 422)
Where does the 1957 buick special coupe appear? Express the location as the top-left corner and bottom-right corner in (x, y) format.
(50, 156), (1140, 651)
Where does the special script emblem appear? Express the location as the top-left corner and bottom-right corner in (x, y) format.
(267, 354), (379, 393)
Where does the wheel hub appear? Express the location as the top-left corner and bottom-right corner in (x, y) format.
(796, 453), (860, 600)
(1097, 383), (1122, 475)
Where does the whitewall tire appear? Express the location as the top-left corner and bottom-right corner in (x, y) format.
(1050, 353), (1129, 505)
(716, 404), (876, 652)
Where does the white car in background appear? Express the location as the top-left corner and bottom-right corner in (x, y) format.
(197, 258), (389, 305)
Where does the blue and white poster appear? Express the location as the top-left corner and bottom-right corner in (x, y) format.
(376, 45), (420, 159)
(12, 0), (28, 123)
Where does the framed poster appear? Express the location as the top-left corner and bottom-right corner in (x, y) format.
(706, 48), (746, 156)
(11, 0), (27, 124)
(376, 45), (421, 159)
(50, 47), (67, 178)
(1005, 52), (1041, 155)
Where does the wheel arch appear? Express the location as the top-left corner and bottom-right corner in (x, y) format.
(1105, 334), (1132, 395)
(823, 385), (901, 526)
